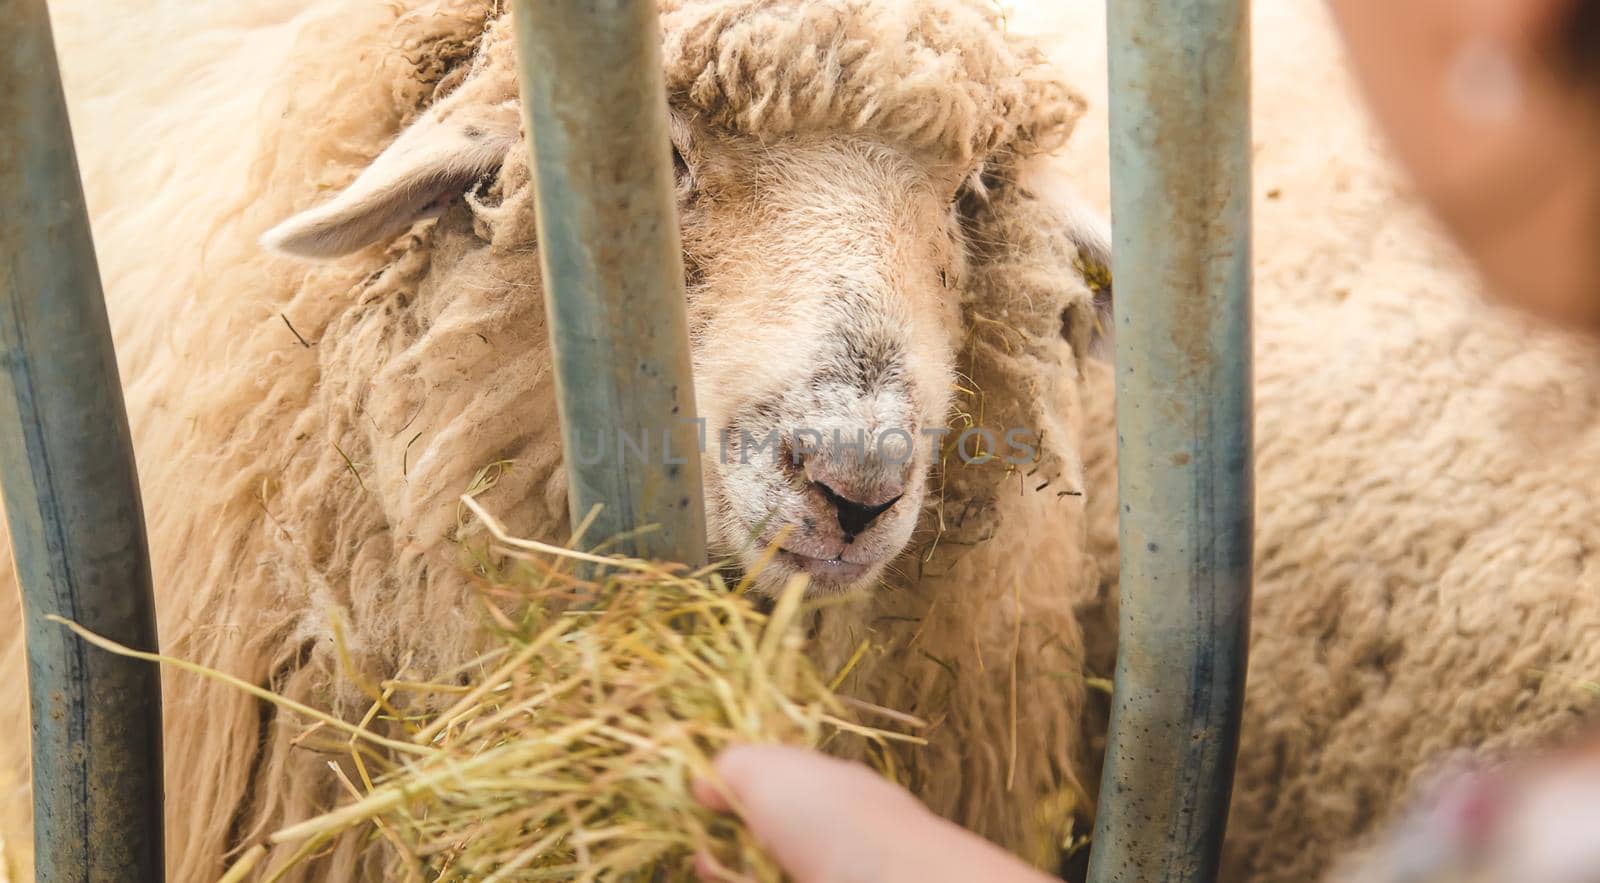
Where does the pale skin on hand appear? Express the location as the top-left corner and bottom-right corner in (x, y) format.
(693, 745), (1058, 883)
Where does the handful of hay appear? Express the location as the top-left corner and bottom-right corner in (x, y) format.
(61, 498), (918, 882)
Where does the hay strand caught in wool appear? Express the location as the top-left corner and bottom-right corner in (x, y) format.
(58, 497), (921, 881)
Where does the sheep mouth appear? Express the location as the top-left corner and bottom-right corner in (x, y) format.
(773, 548), (873, 585)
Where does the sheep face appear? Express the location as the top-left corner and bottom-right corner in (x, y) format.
(260, 2), (1106, 598)
(674, 129), (967, 592)
(265, 120), (971, 595)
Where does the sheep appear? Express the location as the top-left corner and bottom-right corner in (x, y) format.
(0, 1), (1116, 879)
(1226, 4), (1600, 877)
(1034, 1), (1600, 880)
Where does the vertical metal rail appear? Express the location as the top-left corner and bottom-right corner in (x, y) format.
(510, 0), (707, 564)
(0, 2), (165, 881)
(1087, 2), (1253, 881)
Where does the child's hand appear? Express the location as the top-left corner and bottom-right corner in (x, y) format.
(693, 744), (1058, 883)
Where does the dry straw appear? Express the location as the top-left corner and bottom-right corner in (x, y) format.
(57, 495), (921, 882)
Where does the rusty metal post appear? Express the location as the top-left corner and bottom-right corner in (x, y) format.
(0, 2), (164, 880)
(509, 0), (707, 564)
(1087, 1), (1254, 881)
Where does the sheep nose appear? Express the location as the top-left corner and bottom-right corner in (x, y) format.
(814, 481), (902, 539)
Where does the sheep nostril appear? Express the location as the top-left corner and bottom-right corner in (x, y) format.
(815, 482), (901, 539)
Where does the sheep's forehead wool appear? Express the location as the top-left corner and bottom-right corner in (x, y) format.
(657, 0), (1084, 161)
(458, 0), (1083, 164)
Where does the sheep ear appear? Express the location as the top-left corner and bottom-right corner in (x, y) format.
(1063, 203), (1114, 360)
(1007, 162), (1113, 359)
(261, 102), (520, 258)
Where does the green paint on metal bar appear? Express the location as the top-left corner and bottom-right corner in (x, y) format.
(511, 0), (707, 565)
(1088, 1), (1254, 881)
(0, 2), (165, 881)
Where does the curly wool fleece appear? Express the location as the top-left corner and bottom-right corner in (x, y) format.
(0, 1), (1113, 880)
(1034, 1), (1600, 879)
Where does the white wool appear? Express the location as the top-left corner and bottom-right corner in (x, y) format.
(1035, 2), (1600, 881)
(0, 2), (1111, 879)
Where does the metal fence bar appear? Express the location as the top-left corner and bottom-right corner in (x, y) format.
(510, 0), (706, 565)
(1087, 1), (1254, 881)
(0, 2), (165, 880)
